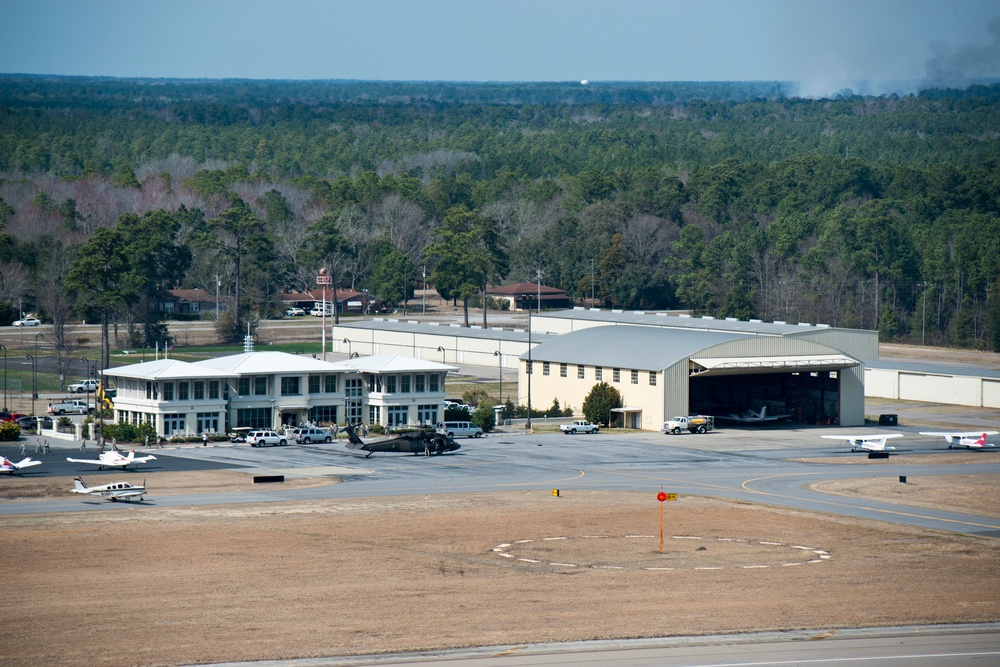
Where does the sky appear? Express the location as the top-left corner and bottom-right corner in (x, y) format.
(1, 0), (998, 94)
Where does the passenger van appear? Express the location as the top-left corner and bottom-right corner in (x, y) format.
(436, 421), (483, 438)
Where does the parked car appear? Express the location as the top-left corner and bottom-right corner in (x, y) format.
(16, 415), (53, 430)
(68, 379), (100, 393)
(47, 399), (93, 415)
(309, 303), (333, 316)
(1, 411), (26, 422)
(436, 421), (483, 438)
(12, 317), (41, 327)
(560, 420), (600, 434)
(285, 307), (306, 317)
(291, 427), (333, 444)
(246, 429), (287, 447)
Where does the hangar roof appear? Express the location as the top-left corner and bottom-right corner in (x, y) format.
(866, 360), (1000, 380)
(336, 319), (556, 344)
(521, 326), (751, 371)
(534, 308), (867, 336)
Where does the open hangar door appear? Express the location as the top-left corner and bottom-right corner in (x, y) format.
(687, 355), (857, 425)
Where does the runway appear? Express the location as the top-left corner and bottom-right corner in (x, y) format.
(4, 426), (998, 539)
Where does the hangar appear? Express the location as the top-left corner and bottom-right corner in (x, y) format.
(519, 325), (864, 430)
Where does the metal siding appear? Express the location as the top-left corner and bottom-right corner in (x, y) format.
(864, 368), (899, 399)
(984, 380), (1000, 408)
(839, 364), (865, 426)
(899, 373), (983, 406)
(663, 360), (689, 423)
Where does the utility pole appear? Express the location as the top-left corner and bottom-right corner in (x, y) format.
(536, 268), (543, 315)
(526, 314), (532, 431)
(317, 268), (331, 361)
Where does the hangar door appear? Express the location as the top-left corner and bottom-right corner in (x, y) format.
(687, 354), (856, 425)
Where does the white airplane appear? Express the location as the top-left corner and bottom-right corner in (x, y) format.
(821, 433), (903, 452)
(721, 405), (792, 423)
(71, 476), (147, 502)
(918, 431), (998, 449)
(66, 449), (156, 470)
(0, 456), (42, 475)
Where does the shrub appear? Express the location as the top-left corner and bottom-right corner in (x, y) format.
(0, 421), (21, 441)
(471, 404), (495, 433)
(102, 421), (157, 443)
(582, 381), (623, 426)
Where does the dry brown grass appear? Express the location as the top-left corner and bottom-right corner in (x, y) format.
(1, 482), (998, 667)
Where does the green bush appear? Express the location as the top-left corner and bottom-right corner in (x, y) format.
(102, 421), (157, 443)
(0, 421), (21, 441)
(471, 404), (495, 432)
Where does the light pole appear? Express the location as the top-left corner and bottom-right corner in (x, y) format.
(0, 343), (7, 411)
(81, 356), (96, 418)
(25, 354), (36, 416)
(33, 333), (43, 406)
(921, 282), (928, 346)
(494, 349), (502, 408)
(536, 268), (543, 315)
(526, 314), (532, 430)
(437, 345), (445, 363)
(342, 338), (352, 357)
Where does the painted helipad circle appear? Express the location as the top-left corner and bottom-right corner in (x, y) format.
(491, 535), (832, 571)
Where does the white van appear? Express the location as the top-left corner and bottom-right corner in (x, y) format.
(310, 301), (333, 316)
(436, 421), (483, 438)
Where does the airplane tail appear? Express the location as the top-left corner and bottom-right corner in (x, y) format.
(343, 424), (365, 448)
(72, 477), (88, 493)
(127, 449), (135, 461)
(974, 433), (988, 447)
(759, 406), (767, 420)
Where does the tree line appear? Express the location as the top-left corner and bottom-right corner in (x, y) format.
(0, 76), (998, 366)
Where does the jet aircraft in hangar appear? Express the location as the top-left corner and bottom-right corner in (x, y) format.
(918, 431), (997, 449)
(821, 433), (903, 452)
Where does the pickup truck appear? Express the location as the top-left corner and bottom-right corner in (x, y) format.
(662, 415), (714, 435)
(48, 399), (93, 415)
(560, 420), (600, 434)
(68, 379), (99, 393)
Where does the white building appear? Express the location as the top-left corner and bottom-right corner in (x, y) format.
(103, 351), (455, 437)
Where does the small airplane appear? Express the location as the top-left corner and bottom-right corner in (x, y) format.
(343, 423), (460, 458)
(918, 431), (998, 449)
(719, 405), (792, 423)
(0, 456), (42, 475)
(71, 476), (147, 502)
(66, 449), (157, 470)
(821, 433), (903, 452)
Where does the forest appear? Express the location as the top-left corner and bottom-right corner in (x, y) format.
(1, 74), (999, 361)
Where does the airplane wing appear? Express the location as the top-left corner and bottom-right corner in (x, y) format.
(919, 431), (999, 438)
(130, 454), (157, 463)
(109, 489), (145, 499)
(821, 434), (902, 441)
(14, 457), (42, 469)
(66, 457), (111, 466)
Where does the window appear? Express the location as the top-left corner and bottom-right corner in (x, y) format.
(631, 369), (639, 385)
(649, 371), (657, 386)
(387, 405), (408, 427)
(309, 405), (338, 424)
(178, 382), (189, 400)
(577, 365), (585, 379)
(369, 405), (381, 424)
(146, 381), (157, 400)
(162, 382), (174, 401)
(401, 375), (411, 393)
(418, 404), (438, 425)
(560, 363), (567, 378)
(194, 381), (204, 400)
(613, 368), (621, 383)
(345, 378), (363, 398)
(236, 407), (270, 429)
(346, 399), (363, 424)
(543, 362), (550, 376)
(325, 375), (337, 393)
(209, 381), (220, 399)
(429, 374), (440, 392)
(238, 378), (250, 396)
(595, 367), (602, 381)
(386, 375), (397, 393)
(197, 412), (219, 434)
(163, 413), (185, 435)
(415, 374), (425, 392)
(308, 375), (320, 394)
(254, 376), (267, 395)
(281, 377), (300, 395)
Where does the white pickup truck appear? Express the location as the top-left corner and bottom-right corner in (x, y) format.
(68, 379), (99, 393)
(48, 399), (93, 415)
(662, 415), (714, 435)
(560, 420), (600, 434)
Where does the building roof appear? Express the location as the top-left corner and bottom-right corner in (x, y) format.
(522, 326), (752, 371)
(164, 289), (214, 303)
(865, 359), (1000, 380)
(194, 351), (350, 375)
(336, 319), (556, 344)
(327, 353), (458, 374)
(535, 308), (870, 336)
(487, 282), (568, 297)
(104, 358), (237, 380)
